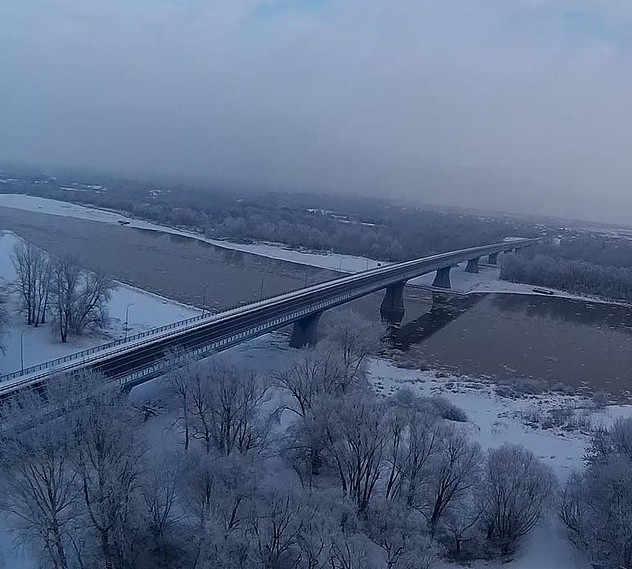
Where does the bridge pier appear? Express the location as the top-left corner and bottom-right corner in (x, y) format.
(380, 281), (406, 326)
(488, 252), (499, 265)
(465, 257), (480, 273)
(289, 312), (322, 348)
(432, 267), (452, 289)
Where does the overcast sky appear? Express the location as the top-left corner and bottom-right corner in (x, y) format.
(1, 1), (632, 223)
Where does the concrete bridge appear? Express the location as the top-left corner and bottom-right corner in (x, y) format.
(0, 238), (538, 399)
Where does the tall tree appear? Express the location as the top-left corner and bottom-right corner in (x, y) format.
(11, 241), (51, 326)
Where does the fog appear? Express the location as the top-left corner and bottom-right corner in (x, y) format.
(1, 1), (632, 223)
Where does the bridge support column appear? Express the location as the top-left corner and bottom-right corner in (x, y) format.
(465, 257), (480, 273)
(488, 252), (499, 265)
(432, 267), (452, 289)
(289, 312), (322, 348)
(380, 281), (406, 326)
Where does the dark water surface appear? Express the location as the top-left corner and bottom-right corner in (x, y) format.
(0, 207), (341, 309)
(393, 293), (632, 396)
(2, 206), (631, 395)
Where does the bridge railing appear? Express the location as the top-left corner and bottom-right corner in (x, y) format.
(0, 238), (538, 386)
(0, 311), (210, 384)
(0, 288), (312, 385)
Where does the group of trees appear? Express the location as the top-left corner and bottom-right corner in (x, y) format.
(561, 417), (632, 569)
(2, 168), (541, 263)
(10, 241), (112, 342)
(501, 237), (632, 302)
(0, 311), (559, 568)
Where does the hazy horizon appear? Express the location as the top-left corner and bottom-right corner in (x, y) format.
(2, 2), (632, 224)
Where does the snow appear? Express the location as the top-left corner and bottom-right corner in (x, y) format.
(1, 194), (631, 568)
(0, 193), (383, 273)
(367, 358), (632, 569)
(0, 231), (200, 376)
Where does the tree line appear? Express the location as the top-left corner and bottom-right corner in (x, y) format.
(1, 171), (541, 262)
(501, 243), (632, 302)
(10, 241), (112, 343)
(0, 311), (569, 569)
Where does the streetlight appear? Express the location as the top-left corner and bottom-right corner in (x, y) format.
(20, 330), (25, 372)
(124, 302), (134, 341)
(260, 277), (264, 301)
(202, 284), (209, 317)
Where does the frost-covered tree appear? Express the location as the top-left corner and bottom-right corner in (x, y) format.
(365, 498), (431, 569)
(323, 394), (390, 514)
(274, 344), (347, 417)
(248, 488), (305, 569)
(0, 286), (8, 352)
(424, 427), (482, 537)
(184, 359), (269, 455)
(11, 241), (51, 326)
(561, 419), (632, 569)
(69, 385), (145, 568)
(383, 397), (442, 506)
(0, 423), (78, 569)
(321, 309), (382, 390)
(480, 444), (556, 555)
(50, 255), (112, 343)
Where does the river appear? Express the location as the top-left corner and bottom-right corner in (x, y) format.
(2, 206), (631, 397)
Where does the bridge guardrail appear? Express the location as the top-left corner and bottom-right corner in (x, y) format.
(0, 286), (319, 385)
(0, 238), (538, 387)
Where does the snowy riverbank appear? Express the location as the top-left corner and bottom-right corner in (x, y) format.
(0, 193), (610, 304)
(0, 230), (200, 376)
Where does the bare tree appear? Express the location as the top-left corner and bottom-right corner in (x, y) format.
(480, 444), (556, 555)
(324, 394), (390, 514)
(0, 285), (8, 352)
(11, 241), (51, 326)
(185, 359), (269, 455)
(169, 361), (194, 451)
(138, 453), (182, 563)
(0, 423), (78, 569)
(69, 386), (144, 569)
(181, 450), (259, 568)
(561, 421), (632, 569)
(274, 345), (346, 417)
(249, 489), (304, 569)
(328, 532), (380, 569)
(51, 255), (112, 343)
(424, 427), (482, 537)
(442, 496), (484, 557)
(321, 309), (382, 393)
(383, 392), (443, 505)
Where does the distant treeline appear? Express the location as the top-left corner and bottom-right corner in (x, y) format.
(501, 237), (632, 302)
(1, 170), (541, 261)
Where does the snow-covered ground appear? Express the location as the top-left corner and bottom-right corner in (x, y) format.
(1, 193), (630, 568)
(0, 194), (383, 273)
(0, 231), (200, 376)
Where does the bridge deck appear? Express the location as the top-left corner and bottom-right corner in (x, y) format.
(0, 238), (538, 397)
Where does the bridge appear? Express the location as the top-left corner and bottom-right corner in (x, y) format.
(0, 238), (538, 399)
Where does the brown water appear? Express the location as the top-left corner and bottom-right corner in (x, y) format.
(2, 206), (631, 395)
(393, 293), (632, 396)
(0, 207), (341, 310)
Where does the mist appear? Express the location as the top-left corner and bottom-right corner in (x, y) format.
(1, 1), (632, 224)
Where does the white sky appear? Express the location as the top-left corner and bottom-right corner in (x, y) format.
(1, 1), (632, 223)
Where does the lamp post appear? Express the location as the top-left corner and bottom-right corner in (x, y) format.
(202, 284), (209, 317)
(20, 330), (25, 372)
(260, 277), (264, 301)
(124, 302), (134, 341)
